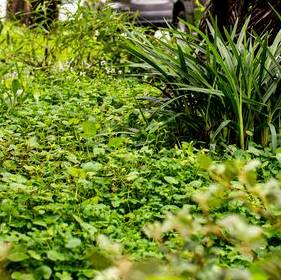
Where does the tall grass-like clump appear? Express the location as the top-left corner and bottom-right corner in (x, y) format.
(126, 20), (281, 149)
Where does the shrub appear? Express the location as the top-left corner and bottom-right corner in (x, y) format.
(0, 6), (131, 75)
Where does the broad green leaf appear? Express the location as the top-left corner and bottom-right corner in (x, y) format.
(28, 250), (41, 260)
(35, 266), (52, 280)
(65, 237), (81, 249)
(82, 121), (100, 137)
(8, 252), (29, 262)
(67, 167), (85, 178)
(164, 176), (179, 185)
(73, 215), (98, 237)
(81, 162), (102, 172)
(11, 272), (35, 280)
(197, 154), (213, 170)
(46, 250), (65, 261)
(26, 136), (39, 148)
(55, 272), (72, 280)
(11, 79), (21, 94)
(108, 137), (126, 148)
(126, 172), (139, 181)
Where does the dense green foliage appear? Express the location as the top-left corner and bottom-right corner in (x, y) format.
(127, 20), (281, 149)
(0, 6), (129, 76)
(98, 157), (281, 280)
(0, 7), (280, 280)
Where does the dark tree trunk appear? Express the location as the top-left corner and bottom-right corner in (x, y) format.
(7, 0), (59, 29)
(7, 0), (32, 25)
(200, 0), (281, 38)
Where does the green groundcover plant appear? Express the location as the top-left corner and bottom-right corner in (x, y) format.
(0, 70), (280, 278)
(94, 157), (281, 280)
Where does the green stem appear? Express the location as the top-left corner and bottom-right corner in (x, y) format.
(239, 93), (244, 149)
